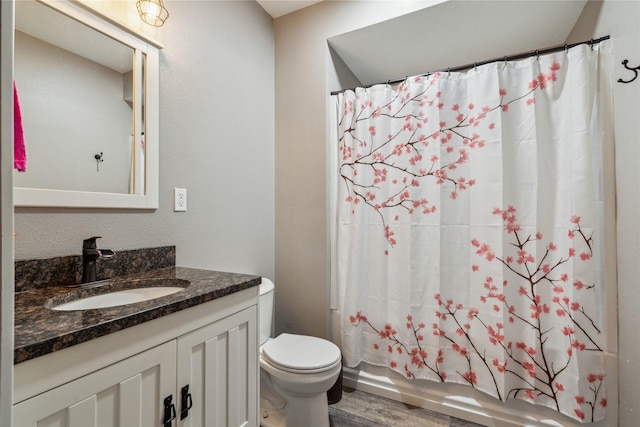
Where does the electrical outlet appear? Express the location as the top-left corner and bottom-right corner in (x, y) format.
(174, 188), (187, 212)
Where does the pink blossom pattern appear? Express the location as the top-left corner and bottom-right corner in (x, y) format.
(338, 50), (608, 424)
(350, 207), (605, 422)
(338, 63), (561, 248)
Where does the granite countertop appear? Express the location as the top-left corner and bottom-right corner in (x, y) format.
(14, 266), (261, 364)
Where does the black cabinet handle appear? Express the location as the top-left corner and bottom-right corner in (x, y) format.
(180, 385), (193, 420)
(163, 395), (176, 427)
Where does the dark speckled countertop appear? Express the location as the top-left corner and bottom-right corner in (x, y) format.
(15, 265), (260, 364)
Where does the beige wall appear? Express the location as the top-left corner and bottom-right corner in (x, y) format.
(14, 1), (276, 281)
(274, 0), (440, 338)
(275, 0), (639, 424)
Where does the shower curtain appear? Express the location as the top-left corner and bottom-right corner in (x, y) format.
(330, 44), (612, 423)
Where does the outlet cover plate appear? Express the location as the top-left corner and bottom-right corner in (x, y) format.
(174, 188), (187, 212)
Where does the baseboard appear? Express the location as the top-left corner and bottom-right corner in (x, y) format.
(342, 362), (615, 427)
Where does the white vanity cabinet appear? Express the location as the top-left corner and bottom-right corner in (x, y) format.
(13, 287), (259, 427)
(13, 341), (177, 426)
(176, 306), (257, 426)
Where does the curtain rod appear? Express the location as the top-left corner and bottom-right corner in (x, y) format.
(330, 35), (610, 96)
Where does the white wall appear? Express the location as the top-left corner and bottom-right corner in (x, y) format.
(15, 32), (132, 194)
(14, 0), (275, 282)
(275, 0), (638, 424)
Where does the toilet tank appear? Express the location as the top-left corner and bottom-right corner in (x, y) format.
(259, 278), (275, 345)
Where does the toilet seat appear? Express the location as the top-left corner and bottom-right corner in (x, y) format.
(262, 333), (341, 374)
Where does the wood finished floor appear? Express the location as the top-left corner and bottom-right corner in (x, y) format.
(328, 388), (487, 427)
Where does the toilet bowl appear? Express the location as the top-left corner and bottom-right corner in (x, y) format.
(259, 279), (341, 427)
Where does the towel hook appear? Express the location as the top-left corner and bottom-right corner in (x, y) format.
(618, 59), (640, 84)
(94, 152), (104, 172)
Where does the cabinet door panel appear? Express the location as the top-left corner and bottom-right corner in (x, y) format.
(177, 306), (257, 427)
(204, 335), (223, 424)
(13, 341), (177, 427)
(69, 396), (97, 427)
(119, 374), (142, 425)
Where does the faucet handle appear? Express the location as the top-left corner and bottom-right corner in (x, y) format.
(83, 236), (102, 250)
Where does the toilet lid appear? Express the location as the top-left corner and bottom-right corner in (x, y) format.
(262, 333), (341, 371)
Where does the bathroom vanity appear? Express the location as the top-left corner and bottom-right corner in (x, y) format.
(11, 1), (260, 423)
(13, 253), (260, 427)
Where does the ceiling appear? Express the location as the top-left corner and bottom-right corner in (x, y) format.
(256, 0), (323, 18)
(328, 0), (589, 87)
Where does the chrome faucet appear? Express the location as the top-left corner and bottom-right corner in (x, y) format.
(81, 236), (116, 284)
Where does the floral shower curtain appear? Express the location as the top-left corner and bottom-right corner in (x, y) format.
(330, 44), (613, 423)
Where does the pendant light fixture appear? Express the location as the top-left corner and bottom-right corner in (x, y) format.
(136, 0), (169, 27)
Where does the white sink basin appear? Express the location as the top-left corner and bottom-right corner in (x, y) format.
(51, 286), (184, 311)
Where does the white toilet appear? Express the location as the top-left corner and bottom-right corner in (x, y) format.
(259, 278), (342, 427)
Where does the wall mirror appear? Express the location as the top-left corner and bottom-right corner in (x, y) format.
(13, 0), (161, 209)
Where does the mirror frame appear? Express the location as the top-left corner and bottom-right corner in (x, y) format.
(13, 0), (162, 209)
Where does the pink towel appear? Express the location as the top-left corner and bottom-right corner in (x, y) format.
(14, 81), (26, 172)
